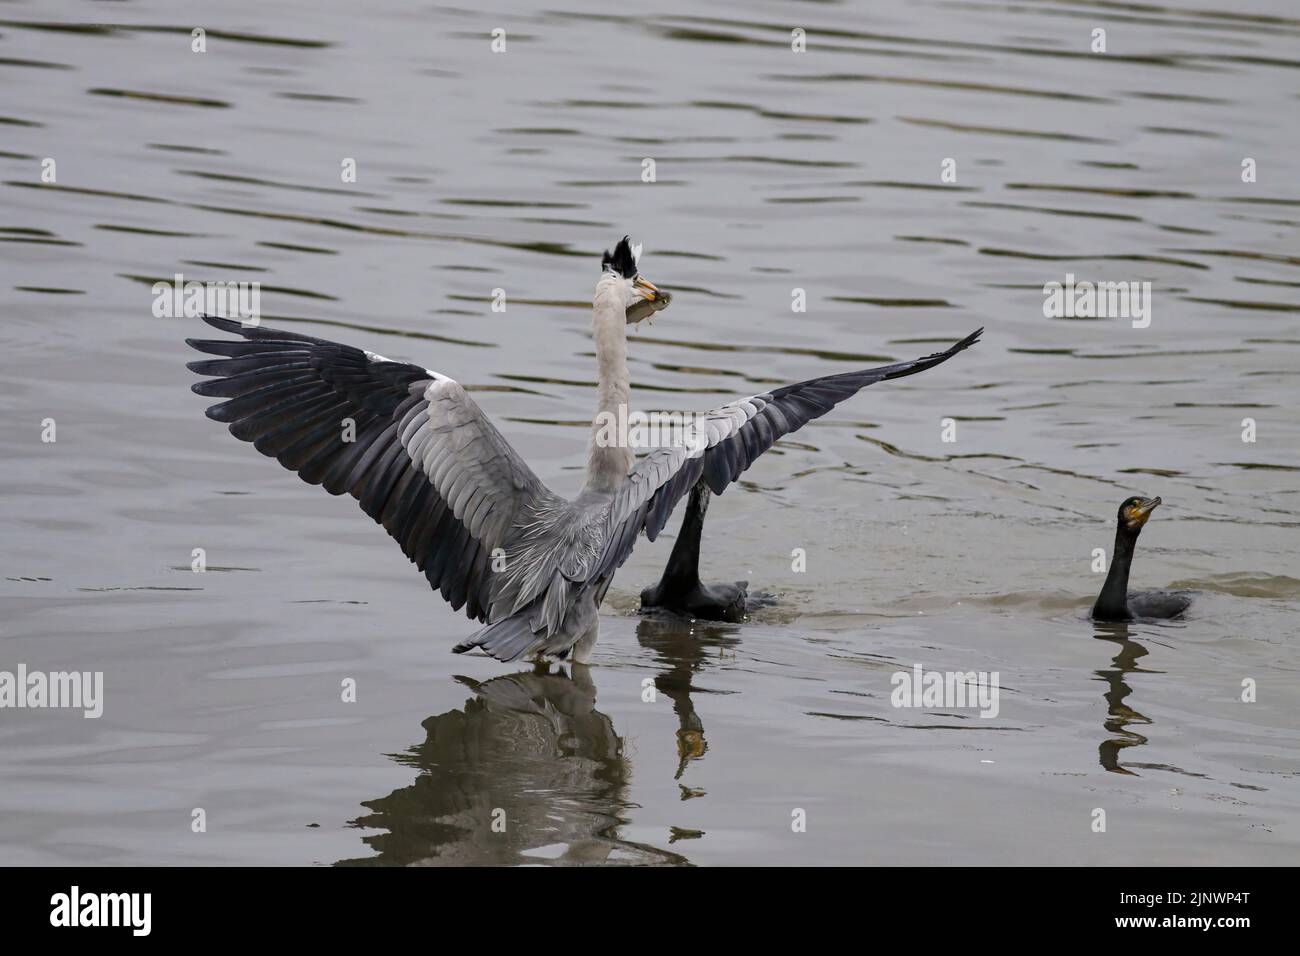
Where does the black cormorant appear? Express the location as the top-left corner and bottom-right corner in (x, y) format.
(639, 484), (747, 622)
(1091, 496), (1193, 622)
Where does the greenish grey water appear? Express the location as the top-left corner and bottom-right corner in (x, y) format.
(1, 0), (1297, 865)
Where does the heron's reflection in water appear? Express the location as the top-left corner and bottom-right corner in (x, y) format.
(337, 664), (687, 866)
(1092, 623), (1160, 775)
(635, 616), (740, 783)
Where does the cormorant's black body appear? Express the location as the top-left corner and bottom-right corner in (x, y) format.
(640, 483), (748, 622)
(1091, 496), (1193, 622)
(1120, 590), (1194, 620)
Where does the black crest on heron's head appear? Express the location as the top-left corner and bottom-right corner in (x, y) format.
(602, 235), (638, 278)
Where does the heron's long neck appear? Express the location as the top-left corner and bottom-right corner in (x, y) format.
(586, 291), (633, 493)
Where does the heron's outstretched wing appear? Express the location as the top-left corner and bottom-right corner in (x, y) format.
(186, 316), (560, 621)
(588, 328), (983, 582)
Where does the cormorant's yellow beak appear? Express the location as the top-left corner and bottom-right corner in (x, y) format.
(1128, 496), (1161, 527)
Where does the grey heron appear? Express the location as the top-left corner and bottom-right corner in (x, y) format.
(186, 236), (981, 663)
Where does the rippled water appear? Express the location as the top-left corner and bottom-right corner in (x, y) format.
(2, 0), (1298, 865)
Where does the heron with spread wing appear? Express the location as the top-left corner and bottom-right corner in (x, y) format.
(187, 237), (980, 663)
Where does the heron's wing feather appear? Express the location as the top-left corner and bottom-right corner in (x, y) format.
(186, 315), (557, 622)
(589, 328), (983, 581)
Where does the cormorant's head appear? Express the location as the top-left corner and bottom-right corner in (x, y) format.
(601, 235), (671, 324)
(1118, 495), (1161, 532)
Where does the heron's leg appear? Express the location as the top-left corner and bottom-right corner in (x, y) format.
(640, 482), (747, 622)
(569, 622), (599, 664)
(564, 594), (602, 664)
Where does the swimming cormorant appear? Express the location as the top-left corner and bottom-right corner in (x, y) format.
(1091, 496), (1193, 621)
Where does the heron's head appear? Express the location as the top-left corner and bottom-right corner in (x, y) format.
(1117, 495), (1161, 533)
(601, 235), (671, 324)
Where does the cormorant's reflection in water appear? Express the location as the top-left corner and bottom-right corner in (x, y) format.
(1092, 623), (1160, 775)
(337, 664), (687, 866)
(635, 616), (740, 782)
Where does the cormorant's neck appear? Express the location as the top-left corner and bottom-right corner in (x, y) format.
(1094, 526), (1139, 619)
(658, 484), (709, 591)
(585, 280), (632, 493)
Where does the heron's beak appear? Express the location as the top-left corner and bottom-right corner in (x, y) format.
(1127, 496), (1161, 528)
(626, 274), (672, 324)
(634, 274), (660, 298)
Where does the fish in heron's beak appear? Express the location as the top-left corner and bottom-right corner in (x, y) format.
(1123, 495), (1161, 530)
(626, 274), (672, 324)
